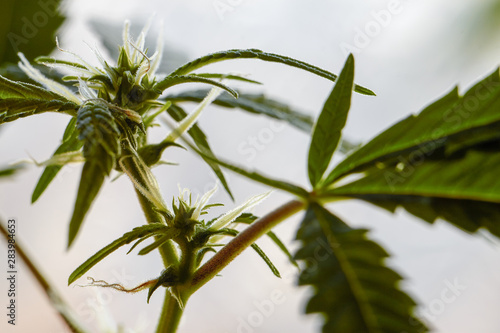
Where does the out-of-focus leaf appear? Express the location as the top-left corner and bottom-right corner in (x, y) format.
(324, 149), (500, 237)
(0, 0), (65, 63)
(68, 224), (171, 285)
(167, 104), (233, 200)
(325, 68), (500, 184)
(295, 204), (427, 333)
(308, 54), (354, 187)
(166, 89), (313, 133)
(0, 164), (24, 178)
(159, 49), (374, 95)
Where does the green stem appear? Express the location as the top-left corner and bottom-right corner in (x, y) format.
(189, 199), (305, 292)
(155, 290), (187, 333)
(0, 217), (89, 333)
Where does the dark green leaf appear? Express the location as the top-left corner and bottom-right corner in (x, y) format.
(0, 0), (65, 63)
(295, 204), (426, 333)
(160, 49), (374, 95)
(325, 68), (500, 184)
(166, 89), (313, 133)
(167, 104), (233, 200)
(68, 224), (171, 285)
(324, 149), (500, 237)
(32, 119), (83, 203)
(154, 75), (239, 98)
(308, 54), (355, 187)
(67, 161), (105, 248)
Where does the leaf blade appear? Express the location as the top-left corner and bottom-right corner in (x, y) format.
(308, 54), (355, 187)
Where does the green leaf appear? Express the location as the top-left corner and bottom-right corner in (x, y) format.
(137, 231), (180, 255)
(154, 75), (239, 98)
(184, 140), (308, 197)
(234, 213), (298, 267)
(324, 149), (500, 237)
(160, 49), (374, 95)
(217, 228), (281, 278)
(166, 89), (313, 132)
(67, 161), (105, 248)
(32, 119), (83, 203)
(167, 104), (233, 200)
(192, 73), (262, 85)
(325, 68), (500, 184)
(0, 0), (65, 63)
(295, 204), (426, 333)
(68, 224), (171, 285)
(0, 75), (78, 124)
(0, 164), (24, 178)
(308, 54), (355, 187)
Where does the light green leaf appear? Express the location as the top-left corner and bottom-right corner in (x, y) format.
(166, 89), (313, 132)
(160, 49), (374, 95)
(137, 231), (180, 255)
(154, 75), (239, 98)
(68, 224), (171, 285)
(0, 164), (24, 178)
(323, 149), (500, 237)
(167, 104), (233, 200)
(295, 204), (426, 333)
(308, 54), (355, 187)
(324, 68), (500, 184)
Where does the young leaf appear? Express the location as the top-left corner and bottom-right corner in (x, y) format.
(154, 75), (238, 98)
(166, 89), (313, 133)
(68, 224), (171, 285)
(167, 104), (233, 200)
(158, 49), (374, 95)
(308, 54), (355, 187)
(295, 204), (427, 333)
(137, 231), (180, 255)
(324, 149), (500, 238)
(324, 68), (500, 184)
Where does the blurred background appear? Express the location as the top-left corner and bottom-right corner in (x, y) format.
(1, 0), (500, 332)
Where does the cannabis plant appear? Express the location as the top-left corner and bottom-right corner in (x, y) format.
(1, 17), (500, 333)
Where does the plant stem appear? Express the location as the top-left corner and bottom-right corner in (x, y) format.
(155, 289), (187, 333)
(0, 217), (89, 333)
(190, 199), (305, 291)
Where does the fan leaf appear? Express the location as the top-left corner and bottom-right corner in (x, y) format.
(295, 203), (426, 333)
